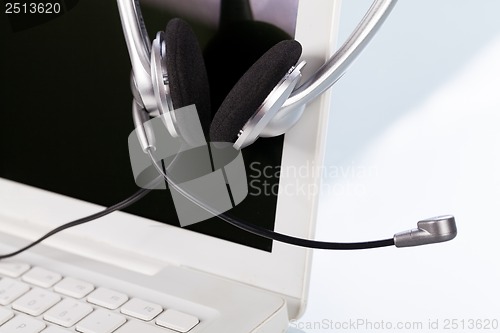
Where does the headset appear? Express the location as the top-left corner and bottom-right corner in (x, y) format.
(119, 0), (457, 249)
(0, 0), (458, 260)
(119, 0), (402, 149)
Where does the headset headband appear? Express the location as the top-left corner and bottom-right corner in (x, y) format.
(116, 0), (397, 116)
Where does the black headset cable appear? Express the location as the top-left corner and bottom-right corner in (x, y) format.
(0, 184), (154, 260)
(146, 150), (395, 250)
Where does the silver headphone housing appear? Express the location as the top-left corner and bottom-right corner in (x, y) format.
(235, 61), (306, 149)
(150, 31), (179, 138)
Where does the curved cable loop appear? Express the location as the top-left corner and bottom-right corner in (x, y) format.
(0, 183), (157, 260)
(147, 150), (394, 250)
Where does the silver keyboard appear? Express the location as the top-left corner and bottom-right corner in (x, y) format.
(0, 262), (200, 333)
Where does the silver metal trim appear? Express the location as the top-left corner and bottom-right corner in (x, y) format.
(260, 101), (305, 137)
(279, 0), (397, 116)
(394, 215), (458, 247)
(132, 101), (156, 152)
(116, 0), (156, 111)
(151, 31), (178, 137)
(234, 61), (306, 149)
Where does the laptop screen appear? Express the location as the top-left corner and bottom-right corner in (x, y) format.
(0, 0), (299, 252)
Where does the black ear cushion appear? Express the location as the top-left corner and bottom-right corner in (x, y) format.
(204, 21), (292, 113)
(209, 40), (302, 143)
(165, 18), (211, 136)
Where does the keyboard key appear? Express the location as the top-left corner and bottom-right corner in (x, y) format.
(0, 314), (46, 333)
(12, 288), (62, 316)
(156, 309), (199, 333)
(22, 267), (62, 288)
(41, 327), (72, 333)
(87, 288), (128, 310)
(114, 321), (167, 333)
(54, 278), (94, 299)
(121, 298), (163, 321)
(0, 262), (30, 278)
(43, 298), (93, 328)
(0, 277), (30, 306)
(75, 309), (126, 333)
(0, 307), (14, 325)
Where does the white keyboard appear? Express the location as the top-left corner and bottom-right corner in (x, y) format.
(0, 262), (200, 333)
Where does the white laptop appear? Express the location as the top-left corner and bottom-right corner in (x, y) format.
(0, 0), (340, 332)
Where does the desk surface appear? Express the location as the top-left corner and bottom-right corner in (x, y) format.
(296, 0), (500, 332)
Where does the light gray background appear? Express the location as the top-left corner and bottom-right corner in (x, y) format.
(292, 0), (500, 332)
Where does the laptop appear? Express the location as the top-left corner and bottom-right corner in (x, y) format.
(0, 0), (340, 332)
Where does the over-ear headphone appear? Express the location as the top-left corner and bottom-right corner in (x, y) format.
(152, 18), (304, 149)
(117, 0), (398, 149)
